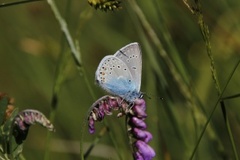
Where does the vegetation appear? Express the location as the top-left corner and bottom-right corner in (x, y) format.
(0, 0), (240, 159)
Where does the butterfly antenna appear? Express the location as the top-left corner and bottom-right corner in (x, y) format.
(145, 94), (152, 100)
(143, 92), (164, 100)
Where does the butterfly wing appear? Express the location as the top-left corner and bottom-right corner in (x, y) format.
(95, 55), (137, 99)
(114, 42), (142, 92)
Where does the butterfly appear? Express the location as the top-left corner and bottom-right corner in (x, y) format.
(95, 42), (142, 102)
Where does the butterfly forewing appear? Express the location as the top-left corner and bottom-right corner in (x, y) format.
(114, 42), (142, 92)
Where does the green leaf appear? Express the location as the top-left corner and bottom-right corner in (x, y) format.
(1, 108), (19, 155)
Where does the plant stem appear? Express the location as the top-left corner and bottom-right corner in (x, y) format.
(220, 101), (239, 160)
(0, 0), (42, 8)
(46, 1), (122, 160)
(189, 60), (240, 160)
(182, 1), (239, 159)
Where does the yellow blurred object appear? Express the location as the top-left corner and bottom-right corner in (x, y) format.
(88, 0), (122, 11)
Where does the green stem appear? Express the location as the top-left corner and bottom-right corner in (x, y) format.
(189, 60), (240, 160)
(44, 111), (56, 160)
(197, 15), (221, 94)
(220, 101), (239, 160)
(0, 0), (42, 8)
(46, 1), (128, 159)
(46, 0), (81, 69)
(44, 1), (72, 159)
(46, 1), (121, 160)
(182, 1), (239, 159)
(128, 0), (192, 107)
(222, 93), (240, 101)
(83, 127), (109, 159)
(105, 126), (124, 160)
(19, 153), (26, 160)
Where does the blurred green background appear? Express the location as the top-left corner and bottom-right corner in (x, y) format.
(0, 0), (240, 159)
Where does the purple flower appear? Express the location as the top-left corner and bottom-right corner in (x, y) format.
(13, 109), (54, 144)
(88, 95), (125, 134)
(130, 99), (147, 118)
(134, 151), (144, 160)
(14, 109), (54, 131)
(127, 99), (155, 159)
(129, 117), (147, 129)
(132, 128), (153, 143)
(88, 96), (155, 159)
(134, 140), (156, 160)
(88, 118), (95, 134)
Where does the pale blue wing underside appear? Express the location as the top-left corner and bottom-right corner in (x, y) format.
(95, 42), (142, 102)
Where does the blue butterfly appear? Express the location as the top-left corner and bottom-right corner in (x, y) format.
(95, 42), (142, 102)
